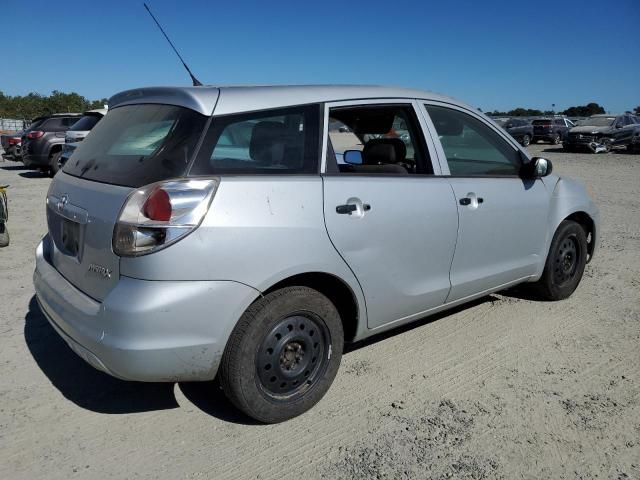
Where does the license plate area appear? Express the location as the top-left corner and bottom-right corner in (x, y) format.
(60, 217), (80, 257)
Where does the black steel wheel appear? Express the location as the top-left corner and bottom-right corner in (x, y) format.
(552, 133), (562, 145)
(256, 313), (330, 399)
(521, 134), (531, 147)
(220, 286), (344, 423)
(530, 220), (588, 300)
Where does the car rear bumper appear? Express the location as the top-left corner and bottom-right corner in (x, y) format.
(33, 234), (259, 382)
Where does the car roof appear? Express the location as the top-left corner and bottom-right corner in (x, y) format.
(82, 108), (108, 116)
(108, 85), (464, 116)
(590, 114), (618, 117)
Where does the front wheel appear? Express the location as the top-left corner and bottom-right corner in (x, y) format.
(521, 134), (531, 147)
(531, 220), (588, 300)
(220, 286), (344, 423)
(552, 133), (562, 145)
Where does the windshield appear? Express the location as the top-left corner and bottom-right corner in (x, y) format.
(69, 114), (102, 132)
(576, 117), (616, 127)
(62, 104), (207, 187)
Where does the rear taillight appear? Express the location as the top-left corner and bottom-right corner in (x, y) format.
(27, 130), (44, 139)
(113, 178), (218, 256)
(8, 138), (20, 145)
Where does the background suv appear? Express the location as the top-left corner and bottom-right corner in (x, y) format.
(532, 117), (574, 144)
(58, 108), (107, 170)
(564, 113), (640, 152)
(495, 118), (534, 146)
(22, 113), (81, 175)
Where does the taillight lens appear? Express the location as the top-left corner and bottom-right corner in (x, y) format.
(27, 130), (44, 139)
(8, 138), (20, 145)
(113, 178), (218, 256)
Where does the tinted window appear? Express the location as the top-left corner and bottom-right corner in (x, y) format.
(425, 105), (521, 176)
(63, 104), (207, 187)
(69, 114), (102, 131)
(190, 105), (320, 175)
(41, 118), (66, 131)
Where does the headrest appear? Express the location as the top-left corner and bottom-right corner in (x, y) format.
(362, 138), (407, 165)
(250, 121), (285, 163)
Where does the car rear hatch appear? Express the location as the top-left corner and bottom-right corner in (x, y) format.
(46, 88), (217, 301)
(46, 173), (133, 301)
(533, 120), (552, 135)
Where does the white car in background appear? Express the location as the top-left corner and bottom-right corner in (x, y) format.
(58, 108), (107, 170)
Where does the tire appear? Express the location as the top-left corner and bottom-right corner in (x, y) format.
(532, 220), (588, 300)
(220, 286), (344, 423)
(0, 223), (9, 247)
(601, 138), (612, 153)
(49, 151), (62, 176)
(521, 134), (531, 147)
(552, 133), (561, 145)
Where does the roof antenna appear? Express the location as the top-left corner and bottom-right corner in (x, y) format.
(143, 3), (203, 86)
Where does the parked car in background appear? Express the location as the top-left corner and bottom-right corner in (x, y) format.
(22, 113), (82, 175)
(58, 108), (107, 170)
(494, 118), (534, 146)
(563, 114), (640, 152)
(1, 131), (25, 161)
(532, 117), (574, 144)
(34, 85), (599, 423)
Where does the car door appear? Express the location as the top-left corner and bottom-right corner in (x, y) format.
(421, 103), (552, 302)
(616, 116), (635, 145)
(322, 100), (459, 329)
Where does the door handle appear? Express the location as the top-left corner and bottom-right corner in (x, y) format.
(336, 204), (357, 214)
(459, 197), (484, 206)
(336, 203), (371, 215)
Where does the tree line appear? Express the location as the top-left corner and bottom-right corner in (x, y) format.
(0, 91), (108, 120)
(484, 102), (609, 117)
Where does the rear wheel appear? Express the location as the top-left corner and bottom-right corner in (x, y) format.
(521, 134), (531, 147)
(531, 220), (587, 300)
(49, 151), (62, 176)
(552, 133), (561, 145)
(220, 286), (344, 423)
(601, 138), (612, 153)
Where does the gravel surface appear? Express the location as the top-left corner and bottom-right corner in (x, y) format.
(0, 144), (639, 479)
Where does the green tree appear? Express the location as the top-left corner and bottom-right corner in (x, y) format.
(634, 106), (640, 115)
(0, 91), (108, 120)
(562, 103), (605, 117)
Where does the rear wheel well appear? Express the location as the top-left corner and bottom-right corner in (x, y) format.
(49, 144), (62, 157)
(565, 211), (595, 261)
(263, 273), (360, 342)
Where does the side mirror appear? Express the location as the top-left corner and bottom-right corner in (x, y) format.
(343, 150), (363, 165)
(521, 157), (553, 178)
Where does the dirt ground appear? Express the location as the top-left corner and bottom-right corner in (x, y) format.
(0, 144), (639, 480)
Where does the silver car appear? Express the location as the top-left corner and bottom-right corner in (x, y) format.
(34, 85), (599, 423)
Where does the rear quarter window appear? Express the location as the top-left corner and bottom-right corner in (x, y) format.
(190, 104), (320, 175)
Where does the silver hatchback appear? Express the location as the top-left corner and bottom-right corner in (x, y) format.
(34, 85), (599, 423)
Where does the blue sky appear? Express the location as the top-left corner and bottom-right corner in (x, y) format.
(5, 0), (639, 113)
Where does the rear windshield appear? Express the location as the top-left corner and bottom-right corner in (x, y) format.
(69, 114), (102, 132)
(532, 120), (552, 125)
(62, 104), (207, 187)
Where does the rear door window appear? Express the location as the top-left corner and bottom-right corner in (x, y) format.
(190, 104), (320, 175)
(62, 104), (207, 187)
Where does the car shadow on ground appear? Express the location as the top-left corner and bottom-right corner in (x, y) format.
(344, 295), (498, 354)
(0, 164), (30, 171)
(24, 295), (258, 424)
(18, 171), (48, 179)
(25, 292), (522, 424)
